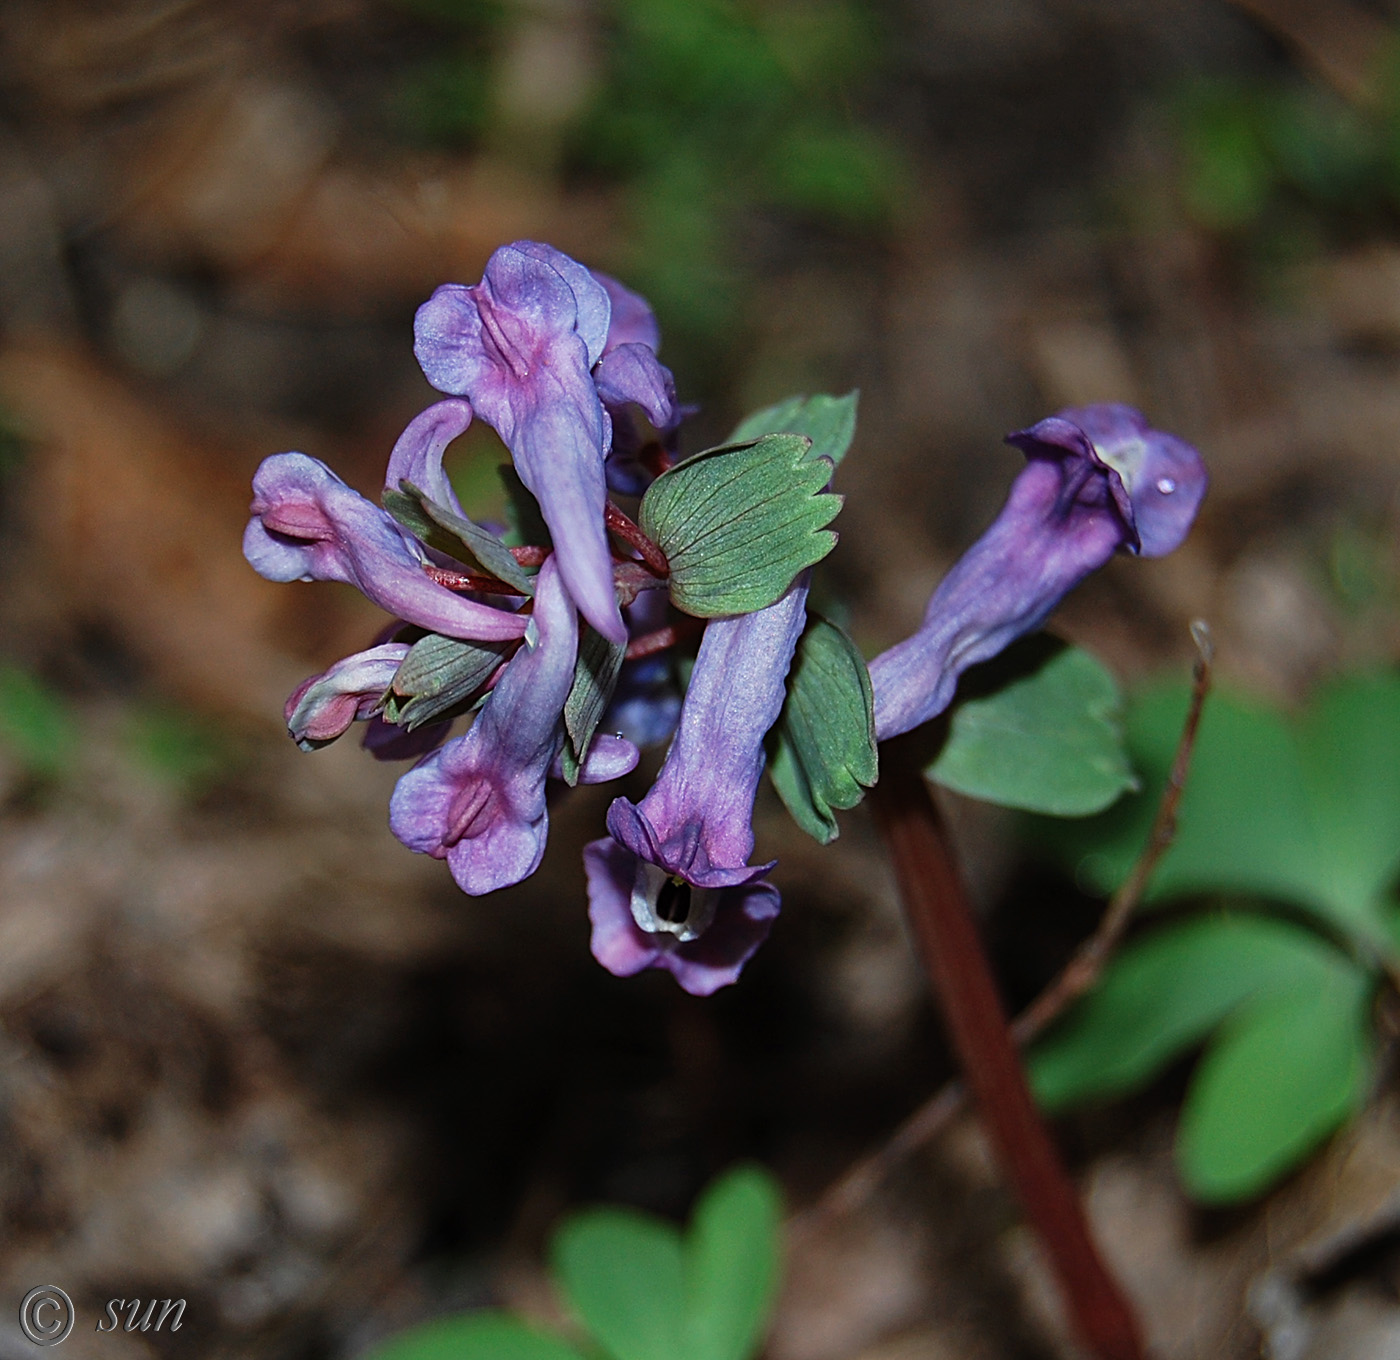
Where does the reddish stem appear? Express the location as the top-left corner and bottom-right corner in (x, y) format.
(605, 503), (670, 577)
(870, 745), (1146, 1360)
(624, 617), (703, 661)
(422, 563), (529, 596)
(510, 545), (550, 566)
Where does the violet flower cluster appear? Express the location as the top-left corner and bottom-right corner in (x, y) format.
(244, 240), (1206, 996)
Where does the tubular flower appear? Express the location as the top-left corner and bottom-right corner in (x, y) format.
(284, 644), (409, 750)
(869, 403), (1207, 740)
(389, 557), (632, 895)
(583, 576), (808, 995)
(414, 244), (673, 646)
(244, 452), (527, 643)
(388, 555), (576, 893)
(384, 398), (473, 516)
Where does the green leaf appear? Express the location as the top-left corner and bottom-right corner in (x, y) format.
(1178, 966), (1372, 1202)
(766, 616), (876, 843)
(1029, 914), (1365, 1110)
(639, 433), (840, 618)
(0, 665), (77, 780)
(727, 391), (858, 467)
(362, 1311), (586, 1360)
(685, 1166), (782, 1360)
(384, 634), (513, 729)
(391, 480), (537, 595)
(560, 630), (627, 786)
(552, 1209), (687, 1360)
(1050, 674), (1400, 947)
(926, 636), (1137, 816)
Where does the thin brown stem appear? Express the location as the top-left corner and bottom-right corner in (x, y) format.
(606, 502), (670, 577)
(798, 623), (1215, 1241)
(510, 544), (550, 567)
(871, 756), (1146, 1360)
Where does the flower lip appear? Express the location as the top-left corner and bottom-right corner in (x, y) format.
(1007, 403), (1208, 559)
(605, 797), (776, 892)
(630, 860), (719, 942)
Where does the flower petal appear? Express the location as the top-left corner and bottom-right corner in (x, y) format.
(284, 643), (409, 749)
(245, 453), (527, 642)
(413, 245), (625, 644)
(388, 555), (578, 894)
(871, 406), (1206, 740)
(384, 399), (472, 515)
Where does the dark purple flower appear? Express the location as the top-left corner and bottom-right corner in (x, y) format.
(388, 555), (579, 895)
(244, 453), (527, 643)
(870, 404), (1207, 740)
(362, 714), (453, 762)
(284, 644), (408, 750)
(583, 576), (808, 993)
(595, 272), (661, 354)
(413, 243), (627, 644)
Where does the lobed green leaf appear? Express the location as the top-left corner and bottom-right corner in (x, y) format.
(1178, 967), (1372, 1202)
(361, 1311), (586, 1360)
(552, 1209), (688, 1360)
(1029, 913), (1367, 1111)
(926, 636), (1136, 816)
(685, 1166), (783, 1360)
(639, 433), (840, 618)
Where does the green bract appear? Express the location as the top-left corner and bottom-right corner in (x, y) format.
(560, 630), (627, 786)
(639, 433), (840, 618)
(927, 636), (1137, 816)
(767, 616), (877, 844)
(388, 479), (538, 595)
(384, 634), (512, 729)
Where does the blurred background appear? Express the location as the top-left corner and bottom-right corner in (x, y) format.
(1, 0), (1399, 1356)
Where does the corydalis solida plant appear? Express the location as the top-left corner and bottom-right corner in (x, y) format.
(244, 240), (1207, 996)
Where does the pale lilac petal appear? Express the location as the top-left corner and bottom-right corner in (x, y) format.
(870, 405), (1207, 740)
(632, 574), (808, 867)
(413, 245), (625, 644)
(593, 343), (677, 431)
(388, 556), (578, 895)
(245, 453), (527, 643)
(550, 732), (640, 785)
(384, 399), (472, 515)
(284, 643), (409, 750)
(594, 272), (661, 354)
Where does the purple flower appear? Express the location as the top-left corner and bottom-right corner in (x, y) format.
(414, 243), (628, 644)
(384, 398), (472, 516)
(244, 453), (527, 643)
(284, 644), (409, 750)
(583, 576), (808, 994)
(870, 404), (1207, 741)
(388, 555), (579, 895)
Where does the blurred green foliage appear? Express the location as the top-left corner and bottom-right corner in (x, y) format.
(122, 702), (237, 796)
(1174, 38), (1400, 261)
(388, 0), (904, 365)
(0, 665), (78, 782)
(365, 1164), (783, 1360)
(1029, 672), (1400, 1202)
